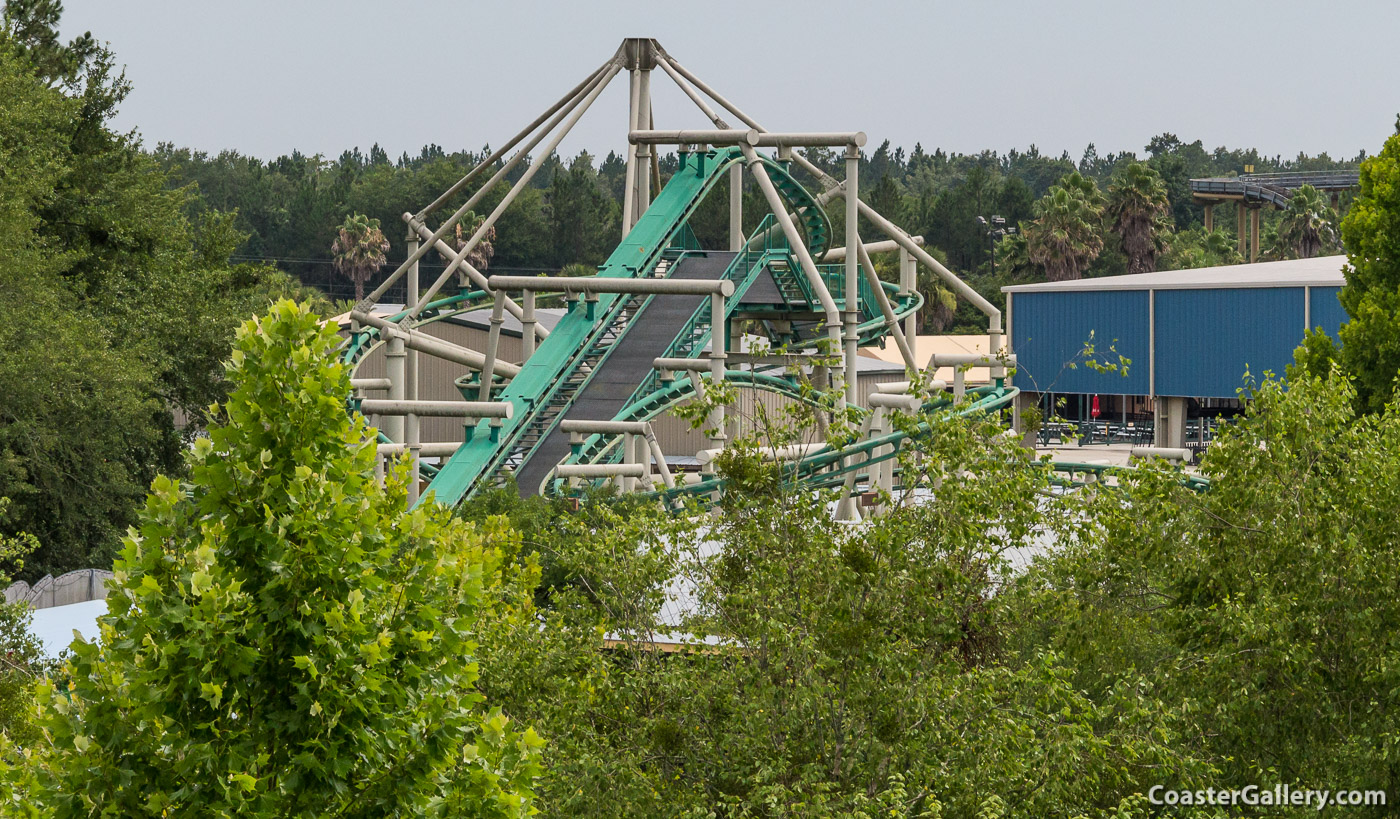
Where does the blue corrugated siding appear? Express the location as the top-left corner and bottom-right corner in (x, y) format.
(1155, 288), (1304, 397)
(1012, 291), (1150, 395)
(1309, 286), (1348, 338)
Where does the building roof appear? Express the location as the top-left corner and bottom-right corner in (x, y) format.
(860, 334), (992, 383)
(1003, 255), (1346, 294)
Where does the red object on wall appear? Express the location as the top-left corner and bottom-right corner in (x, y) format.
(1091, 395), (1101, 419)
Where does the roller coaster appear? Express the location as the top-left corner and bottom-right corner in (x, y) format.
(339, 38), (1032, 515)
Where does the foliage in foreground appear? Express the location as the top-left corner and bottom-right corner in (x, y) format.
(1293, 127), (1400, 413)
(3, 302), (541, 817)
(0, 14), (325, 579)
(471, 413), (1212, 818)
(468, 369), (1400, 818)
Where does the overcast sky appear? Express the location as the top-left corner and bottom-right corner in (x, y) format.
(59, 0), (1400, 165)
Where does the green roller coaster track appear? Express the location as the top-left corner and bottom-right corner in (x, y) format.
(341, 140), (1206, 509)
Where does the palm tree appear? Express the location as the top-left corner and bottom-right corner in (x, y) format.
(1276, 184), (1339, 259)
(451, 210), (496, 277)
(331, 213), (390, 302)
(1106, 162), (1173, 275)
(1024, 174), (1105, 282)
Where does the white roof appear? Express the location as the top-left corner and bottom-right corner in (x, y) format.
(1002, 255), (1347, 293)
(29, 599), (107, 658)
(860, 334), (992, 383)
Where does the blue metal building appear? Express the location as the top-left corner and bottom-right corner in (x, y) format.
(1003, 255), (1348, 447)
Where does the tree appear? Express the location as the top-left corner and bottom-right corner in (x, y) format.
(13, 301), (543, 815)
(1333, 131), (1400, 412)
(468, 409), (1210, 818)
(0, 22), (319, 578)
(865, 172), (902, 226)
(1275, 183), (1339, 259)
(331, 213), (390, 302)
(1024, 172), (1105, 281)
(1106, 162), (1172, 274)
(452, 210), (496, 275)
(0, 500), (50, 748)
(1017, 371), (1400, 796)
(2, 0), (95, 86)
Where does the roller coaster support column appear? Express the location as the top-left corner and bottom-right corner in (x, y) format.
(710, 290), (728, 444)
(637, 67), (653, 219)
(740, 144), (844, 404)
(654, 54), (1004, 378)
(364, 61), (614, 310)
(844, 145), (860, 408)
(351, 311), (522, 377)
(408, 62), (620, 317)
(623, 67), (640, 232)
(899, 247), (918, 348)
(480, 294), (507, 401)
(384, 335), (407, 444)
(405, 231), (421, 500)
(730, 164), (743, 251)
(855, 240), (919, 375)
(1250, 206), (1261, 263)
(521, 289), (537, 361)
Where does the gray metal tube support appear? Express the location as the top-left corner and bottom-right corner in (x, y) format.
(556, 463), (647, 478)
(350, 310), (522, 377)
(630, 128), (758, 145)
(623, 68), (641, 233)
(844, 149), (860, 409)
(406, 220), (545, 341)
(405, 235), (420, 405)
(646, 430), (676, 491)
(900, 247), (918, 345)
(479, 295), (506, 401)
(379, 441), (459, 458)
(739, 144), (842, 353)
(385, 335), (407, 443)
(729, 164), (743, 251)
(636, 68), (652, 220)
(868, 393), (922, 411)
(653, 357), (713, 372)
(709, 290), (727, 444)
(855, 240), (918, 374)
(822, 236), (924, 262)
(489, 275), (734, 297)
(358, 399), (514, 419)
(410, 63), (620, 315)
(406, 413), (421, 506)
(754, 132), (866, 147)
(351, 378), (393, 391)
(1132, 446), (1191, 463)
(521, 289), (537, 361)
(560, 419), (650, 435)
(417, 60), (612, 218)
(363, 64), (612, 309)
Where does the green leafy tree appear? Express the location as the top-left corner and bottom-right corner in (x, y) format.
(2, 0), (94, 86)
(473, 409), (1209, 818)
(331, 213), (390, 302)
(1160, 226), (1243, 270)
(11, 301), (542, 816)
(1017, 371), (1400, 798)
(452, 210), (496, 275)
(1275, 183), (1339, 259)
(0, 500), (50, 748)
(1106, 161), (1172, 274)
(1294, 130), (1400, 412)
(1024, 172), (1105, 281)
